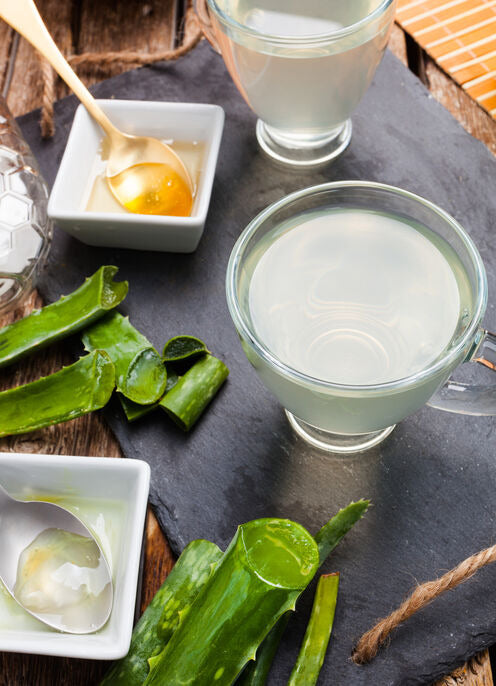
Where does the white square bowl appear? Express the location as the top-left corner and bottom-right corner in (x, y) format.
(48, 100), (224, 252)
(0, 452), (150, 659)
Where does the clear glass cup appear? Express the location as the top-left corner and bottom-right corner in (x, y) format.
(0, 97), (52, 314)
(226, 181), (496, 453)
(203, 0), (396, 167)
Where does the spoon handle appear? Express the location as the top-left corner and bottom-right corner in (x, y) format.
(0, 0), (120, 140)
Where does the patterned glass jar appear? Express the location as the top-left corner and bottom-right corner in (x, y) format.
(0, 97), (52, 314)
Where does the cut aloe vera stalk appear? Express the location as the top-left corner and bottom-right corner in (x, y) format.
(162, 335), (209, 363)
(144, 518), (319, 686)
(0, 266), (127, 369)
(119, 367), (179, 422)
(0, 350), (115, 437)
(100, 539), (222, 686)
(159, 354), (229, 430)
(82, 311), (166, 404)
(238, 500), (369, 686)
(288, 573), (340, 686)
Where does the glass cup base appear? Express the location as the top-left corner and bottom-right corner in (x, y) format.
(285, 411), (396, 454)
(256, 119), (352, 168)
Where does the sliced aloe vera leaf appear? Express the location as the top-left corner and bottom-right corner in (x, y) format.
(144, 518), (319, 686)
(100, 539), (222, 686)
(82, 312), (166, 404)
(159, 354), (228, 431)
(0, 350), (115, 437)
(288, 573), (340, 686)
(0, 266), (127, 369)
(238, 500), (369, 686)
(162, 335), (209, 362)
(119, 366), (179, 422)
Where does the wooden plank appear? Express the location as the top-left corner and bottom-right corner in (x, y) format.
(425, 53), (496, 154)
(5, 0), (73, 117)
(0, 23), (14, 96)
(434, 649), (494, 685)
(76, 0), (177, 88)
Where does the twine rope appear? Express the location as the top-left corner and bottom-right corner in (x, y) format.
(352, 543), (496, 665)
(37, 5), (203, 138)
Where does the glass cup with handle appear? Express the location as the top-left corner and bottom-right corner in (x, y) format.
(226, 181), (496, 453)
(198, 0), (396, 167)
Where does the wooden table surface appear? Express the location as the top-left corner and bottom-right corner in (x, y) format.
(0, 2), (494, 685)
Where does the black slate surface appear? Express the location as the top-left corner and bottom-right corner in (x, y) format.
(18, 41), (496, 685)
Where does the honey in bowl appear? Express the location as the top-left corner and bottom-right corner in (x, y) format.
(84, 139), (204, 217)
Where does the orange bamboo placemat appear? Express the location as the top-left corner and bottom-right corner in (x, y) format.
(396, 0), (496, 119)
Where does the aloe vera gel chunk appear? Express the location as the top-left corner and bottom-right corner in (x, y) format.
(144, 518), (319, 686)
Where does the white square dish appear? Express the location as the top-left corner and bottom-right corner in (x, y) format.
(0, 451), (150, 659)
(48, 100), (224, 252)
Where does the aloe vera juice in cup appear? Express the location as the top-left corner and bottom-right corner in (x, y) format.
(244, 208), (473, 433)
(208, 0), (396, 164)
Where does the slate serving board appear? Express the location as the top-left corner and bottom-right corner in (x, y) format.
(17, 41), (496, 685)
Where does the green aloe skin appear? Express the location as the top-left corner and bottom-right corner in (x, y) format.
(288, 573), (340, 686)
(162, 335), (209, 363)
(82, 312), (166, 405)
(119, 335), (228, 430)
(0, 266), (127, 368)
(237, 500), (369, 686)
(0, 351), (115, 437)
(159, 354), (229, 430)
(100, 540), (222, 686)
(144, 519), (320, 686)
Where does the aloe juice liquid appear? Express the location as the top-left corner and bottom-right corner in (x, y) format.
(248, 210), (472, 403)
(213, 0), (393, 135)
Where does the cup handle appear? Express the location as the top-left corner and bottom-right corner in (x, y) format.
(427, 329), (496, 415)
(195, 0), (221, 53)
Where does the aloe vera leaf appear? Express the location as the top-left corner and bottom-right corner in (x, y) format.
(237, 500), (369, 686)
(236, 614), (291, 686)
(287, 573), (340, 686)
(0, 351), (115, 437)
(162, 335), (209, 362)
(119, 367), (180, 422)
(100, 540), (222, 686)
(82, 311), (166, 404)
(315, 499), (370, 564)
(159, 354), (229, 430)
(0, 266), (127, 369)
(144, 518), (320, 686)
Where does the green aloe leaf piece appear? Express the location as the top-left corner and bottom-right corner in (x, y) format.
(144, 518), (320, 686)
(162, 335), (209, 362)
(0, 266), (128, 369)
(0, 350), (115, 437)
(237, 500), (369, 686)
(288, 573), (340, 686)
(119, 367), (180, 422)
(82, 312), (166, 404)
(159, 354), (229, 430)
(100, 540), (222, 686)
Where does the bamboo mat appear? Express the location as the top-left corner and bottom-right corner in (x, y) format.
(396, 0), (496, 118)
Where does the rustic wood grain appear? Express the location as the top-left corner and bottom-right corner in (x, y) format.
(434, 650), (494, 686)
(4, 0), (73, 117)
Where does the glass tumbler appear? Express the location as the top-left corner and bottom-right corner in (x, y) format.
(226, 182), (496, 453)
(203, 0), (396, 167)
(0, 97), (52, 315)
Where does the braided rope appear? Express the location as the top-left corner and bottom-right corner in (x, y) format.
(352, 543), (496, 664)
